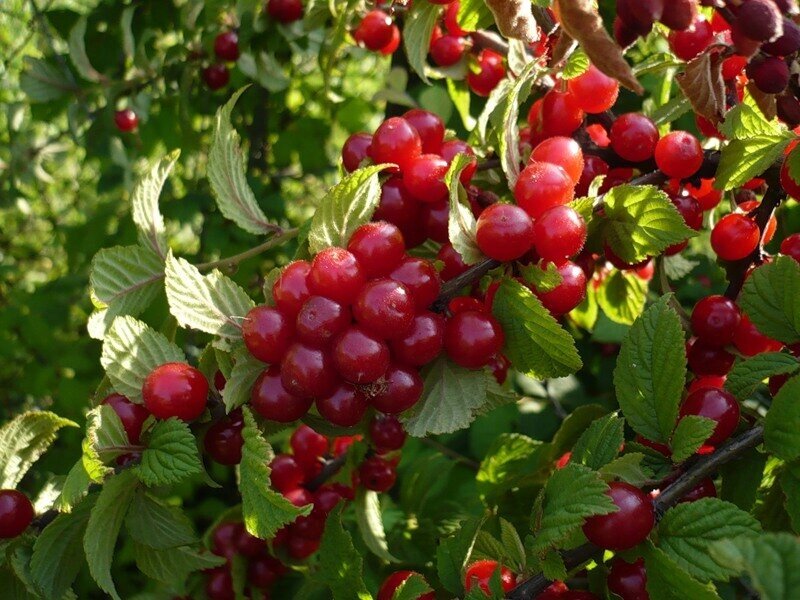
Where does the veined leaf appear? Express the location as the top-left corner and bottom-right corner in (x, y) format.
(446, 153), (483, 265)
(131, 151), (177, 258)
(765, 375), (800, 462)
(135, 418), (203, 487)
(739, 257), (800, 345)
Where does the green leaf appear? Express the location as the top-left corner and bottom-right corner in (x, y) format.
(563, 47), (590, 79)
(570, 412), (624, 470)
(641, 543), (721, 600)
(315, 507), (371, 600)
(603, 185), (696, 263)
(650, 96), (692, 126)
(599, 453), (654, 486)
(20, 57), (74, 103)
(239, 407), (309, 539)
(499, 60), (542, 190)
(457, 0), (494, 31)
(498, 518), (527, 573)
(30, 494), (96, 600)
(133, 542), (224, 584)
(121, 6), (136, 59)
(392, 573), (434, 600)
(492, 278), (582, 380)
(131, 152), (177, 258)
(208, 87), (276, 235)
(719, 446), (767, 511)
(520, 261), (562, 294)
(765, 375), (800, 462)
(307, 164), (391, 254)
(739, 257), (800, 345)
(354, 489), (397, 562)
(670, 416), (716, 463)
(657, 498), (761, 582)
(83, 404), (128, 482)
(613, 295), (686, 444)
(715, 136), (792, 190)
(164, 251), (254, 340)
(437, 515), (487, 594)
(780, 469), (800, 533)
(100, 316), (185, 402)
(402, 1), (441, 83)
(570, 283), (599, 331)
(447, 79), (475, 130)
(446, 154), (483, 265)
(135, 418), (203, 487)
(725, 352), (799, 400)
(476, 434), (554, 504)
(90, 245), (163, 319)
(58, 460), (92, 512)
(0, 411), (76, 489)
(68, 16), (101, 82)
(719, 102), (784, 139)
(222, 345), (265, 412)
(83, 471), (139, 600)
(476, 78), (514, 145)
(530, 464), (616, 552)
(710, 533), (800, 600)
(125, 490), (197, 549)
(597, 269), (648, 326)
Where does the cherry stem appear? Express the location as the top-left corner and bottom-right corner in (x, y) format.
(306, 453), (349, 492)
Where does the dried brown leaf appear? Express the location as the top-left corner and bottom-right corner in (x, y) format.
(554, 0), (644, 94)
(551, 31), (576, 67)
(485, 0), (539, 43)
(747, 81), (778, 121)
(676, 50), (726, 125)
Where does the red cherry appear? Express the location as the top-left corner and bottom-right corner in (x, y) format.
(391, 311), (445, 366)
(291, 511), (326, 539)
(353, 279), (415, 340)
(670, 194), (703, 230)
(780, 158), (800, 200)
(114, 109), (138, 132)
(431, 34), (467, 66)
(267, 0), (304, 22)
(437, 243), (470, 282)
(0, 490), (33, 539)
(204, 409), (244, 465)
(680, 478), (717, 503)
(711, 214), (760, 261)
(280, 343), (339, 399)
(688, 375), (727, 393)
(205, 567), (234, 600)
(464, 560), (516, 595)
(214, 31), (240, 62)
(248, 554), (284, 588)
(237, 528), (266, 558)
(342, 133), (372, 172)
(295, 296), (351, 347)
(475, 203), (534, 262)
(378, 571), (435, 600)
(369, 414), (407, 453)
(515, 161), (575, 219)
(283, 487), (314, 508)
(679, 387), (740, 446)
(567, 65), (620, 114)
(440, 139), (478, 185)
(534, 206), (587, 262)
(287, 533), (320, 559)
(669, 18), (713, 60)
(390, 257), (442, 310)
(354, 10), (394, 51)
(374, 177), (422, 233)
(541, 89), (585, 137)
(370, 363), (424, 413)
(686, 178), (723, 211)
(333, 326), (390, 383)
(369, 117), (422, 173)
(582, 482), (654, 550)
(607, 557), (648, 600)
(142, 363), (208, 421)
(313, 485), (344, 514)
(348, 222), (406, 278)
(243, 306), (294, 363)
(359, 456), (397, 492)
(421, 199), (450, 243)
(660, 0), (697, 31)
(733, 314), (784, 356)
(531, 136), (585, 183)
(404, 153), (449, 203)
(211, 522), (244, 558)
(576, 155), (610, 197)
(444, 1), (468, 35)
(308, 247), (365, 305)
(273, 260), (312, 318)
(270, 454), (305, 492)
(780, 233), (800, 262)
(202, 64), (229, 90)
(379, 25), (401, 55)
(467, 49), (506, 97)
(251, 366), (313, 422)
(687, 338), (735, 377)
(316, 382), (369, 427)
(534, 261), (587, 316)
(102, 393), (150, 444)
(655, 131), (703, 179)
(444, 310), (505, 369)
(290, 424), (329, 461)
(691, 295), (740, 346)
(402, 109), (445, 154)
(610, 113), (659, 163)
(214, 370), (227, 391)
(449, 297), (485, 315)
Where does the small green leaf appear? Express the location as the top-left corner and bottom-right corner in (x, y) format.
(597, 269), (648, 326)
(447, 79), (475, 130)
(477, 434), (554, 504)
(437, 515), (487, 594)
(719, 102), (784, 139)
(135, 419), (203, 486)
(725, 352), (799, 401)
(670, 416), (716, 463)
(20, 57), (74, 103)
(392, 573), (434, 600)
(499, 60), (542, 190)
(599, 453), (654, 486)
(446, 154), (483, 265)
(765, 375), (800, 462)
(719, 446), (767, 511)
(641, 543), (721, 600)
(562, 47), (589, 79)
(402, 1), (442, 83)
(457, 0), (494, 31)
(739, 257), (800, 345)
(58, 460), (92, 512)
(715, 136), (792, 191)
(133, 542), (225, 584)
(571, 412), (624, 470)
(780, 470), (800, 533)
(222, 345), (265, 412)
(520, 261), (562, 294)
(315, 507), (371, 600)
(354, 489), (398, 562)
(125, 490), (197, 549)
(131, 152), (177, 258)
(90, 245), (163, 323)
(83, 405), (129, 482)
(68, 16), (101, 82)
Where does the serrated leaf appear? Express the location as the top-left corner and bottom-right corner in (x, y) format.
(562, 47), (589, 79)
(641, 543), (721, 600)
(100, 316), (185, 402)
(710, 533), (800, 600)
(599, 453), (653, 486)
(715, 137), (792, 191)
(613, 296), (686, 444)
(222, 345), (265, 412)
(719, 445), (767, 512)
(135, 418), (203, 486)
(492, 278), (582, 380)
(657, 498), (760, 582)
(131, 152), (177, 258)
(476, 434), (553, 504)
(765, 375), (800, 462)
(0, 411), (76, 489)
(392, 573), (434, 600)
(133, 542), (224, 584)
(720, 102), (783, 140)
(208, 87), (276, 235)
(90, 245), (163, 317)
(519, 261), (562, 294)
(83, 471), (139, 600)
(570, 283), (599, 331)
(499, 518), (527, 573)
(125, 490), (197, 549)
(739, 257), (800, 345)
(83, 405), (128, 482)
(500, 60), (542, 189)
(476, 78), (514, 145)
(402, 1), (441, 84)
(780, 470), (800, 533)
(355, 489), (397, 562)
(30, 494), (96, 600)
(68, 16), (101, 82)
(20, 57), (74, 103)
(603, 185), (695, 263)
(571, 412), (624, 470)
(315, 507), (371, 600)
(58, 460), (92, 512)
(597, 269), (648, 325)
(437, 515), (487, 594)
(307, 164), (391, 254)
(670, 416), (716, 463)
(530, 464), (616, 552)
(239, 407), (309, 539)
(676, 50), (725, 125)
(446, 154), (483, 265)
(457, 0), (494, 31)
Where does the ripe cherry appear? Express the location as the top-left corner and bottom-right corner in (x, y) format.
(102, 393), (150, 444)
(735, 0), (782, 42)
(567, 65), (620, 114)
(211, 522), (244, 558)
(313, 485), (344, 515)
(437, 243), (470, 282)
(359, 456), (397, 492)
(391, 311), (445, 366)
(733, 315), (783, 356)
(204, 409), (244, 465)
(679, 387), (740, 446)
(308, 247), (365, 305)
(541, 89), (585, 137)
(292, 511), (326, 539)
(440, 139), (478, 185)
(515, 161), (575, 219)
(270, 454), (306, 492)
(576, 154), (610, 197)
(467, 49), (506, 97)
(691, 295), (741, 347)
(535, 261), (587, 316)
(711, 214), (760, 261)
(369, 415), (407, 453)
(582, 482), (654, 550)
(291, 424), (329, 463)
(660, 0), (697, 31)
(252, 365), (314, 422)
(374, 177), (422, 234)
(402, 109), (445, 154)
(668, 18), (713, 60)
(284, 487), (314, 508)
(248, 554), (285, 588)
(421, 199), (449, 243)
(342, 133), (372, 172)
(780, 158), (800, 200)
(353, 10), (394, 51)
(610, 113), (659, 163)
(534, 206), (587, 262)
(444, 1), (468, 36)
(531, 137), (585, 183)
(214, 31), (240, 62)
(378, 571), (435, 600)
(688, 375), (727, 393)
(287, 533), (320, 559)
(404, 154), (449, 203)
(267, 0), (304, 22)
(607, 557), (648, 600)
(369, 117), (422, 173)
(353, 279), (415, 339)
(390, 257), (441, 310)
(202, 64), (229, 90)
(431, 34), (467, 67)
(687, 338), (735, 377)
(444, 310), (505, 369)
(295, 296), (351, 347)
(464, 560), (516, 595)
(280, 343), (339, 399)
(316, 382), (369, 427)
(114, 109), (138, 132)
(0, 490), (33, 539)
(273, 260), (312, 318)
(370, 363), (424, 413)
(379, 25), (401, 55)
(333, 326), (390, 383)
(475, 203), (534, 262)
(237, 528), (266, 558)
(781, 233), (800, 261)
(655, 131), (703, 179)
(243, 305), (294, 363)
(205, 567), (234, 600)
(142, 363), (208, 421)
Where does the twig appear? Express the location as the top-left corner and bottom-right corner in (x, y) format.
(306, 453), (349, 491)
(430, 259), (502, 312)
(196, 228), (298, 271)
(419, 438), (480, 470)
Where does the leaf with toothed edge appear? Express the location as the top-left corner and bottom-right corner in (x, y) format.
(446, 153), (484, 265)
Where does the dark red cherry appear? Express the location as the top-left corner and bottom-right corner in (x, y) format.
(444, 310), (505, 369)
(402, 109), (445, 154)
(273, 260), (312, 319)
(214, 31), (240, 62)
(690, 295), (741, 347)
(204, 409), (244, 465)
(390, 257), (442, 310)
(607, 557), (648, 600)
(290, 424), (329, 462)
(391, 311), (445, 366)
(316, 382), (369, 427)
(102, 393), (150, 444)
(114, 109), (138, 132)
(295, 296), (351, 347)
(369, 414), (406, 453)
(205, 567), (235, 600)
(142, 362), (208, 421)
(370, 363), (424, 414)
(242, 305), (294, 363)
(369, 117), (422, 173)
(359, 456), (397, 492)
(280, 343), (339, 399)
(308, 247), (365, 306)
(333, 326), (390, 383)
(267, 0), (304, 22)
(679, 387), (740, 446)
(0, 490), (33, 539)
(581, 482), (654, 551)
(353, 279), (415, 340)
(342, 133), (373, 172)
(270, 454), (306, 492)
(252, 365), (314, 422)
(202, 64), (230, 90)
(211, 522), (244, 559)
(347, 221), (406, 278)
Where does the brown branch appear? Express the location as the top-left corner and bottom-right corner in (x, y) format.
(306, 453), (348, 491)
(430, 259), (502, 313)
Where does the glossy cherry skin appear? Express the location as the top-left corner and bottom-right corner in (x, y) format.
(439, 243), (472, 282)
(404, 153), (449, 203)
(270, 454), (306, 492)
(114, 109), (138, 132)
(607, 557), (648, 600)
(354, 10), (394, 51)
(295, 296), (350, 347)
(610, 113), (659, 163)
(687, 338), (735, 377)
(780, 160), (800, 200)
(378, 570), (435, 600)
(342, 132), (372, 172)
(248, 554), (285, 588)
(541, 90), (585, 138)
(102, 393), (150, 444)
(582, 482), (654, 551)
(252, 365), (314, 422)
(267, 0), (304, 22)
(204, 409), (244, 465)
(567, 65), (620, 114)
(273, 260), (312, 318)
(655, 131), (703, 179)
(205, 567), (235, 600)
(369, 117), (422, 173)
(515, 161), (575, 219)
(308, 247), (365, 306)
(202, 64), (229, 90)
(287, 533), (320, 559)
(391, 311), (445, 366)
(576, 154), (610, 197)
(733, 315), (784, 356)
(444, 310), (505, 369)
(333, 327), (390, 383)
(214, 31), (240, 62)
(284, 487), (314, 508)
(679, 387), (740, 446)
(467, 49), (506, 96)
(375, 177), (422, 236)
(280, 343), (339, 399)
(370, 363), (424, 414)
(243, 305), (294, 363)
(464, 560), (516, 595)
(347, 221), (406, 278)
(379, 25), (401, 55)
(691, 295), (740, 346)
(534, 206), (587, 262)
(421, 199), (449, 243)
(475, 203), (534, 262)
(290, 424), (329, 462)
(669, 17), (713, 61)
(211, 522), (244, 558)
(431, 34), (467, 66)
(142, 363), (208, 421)
(531, 136), (585, 183)
(359, 456), (397, 492)
(390, 257), (442, 310)
(236, 528), (266, 558)
(317, 382), (369, 426)
(688, 375), (727, 393)
(403, 109), (445, 154)
(535, 261), (587, 316)
(369, 414), (407, 453)
(353, 279), (415, 340)
(711, 214), (760, 261)
(0, 490), (33, 539)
